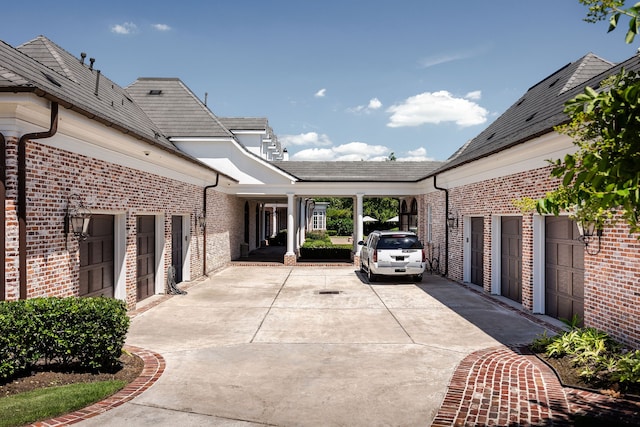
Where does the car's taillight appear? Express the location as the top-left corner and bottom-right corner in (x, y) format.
(422, 249), (426, 262)
(373, 250), (378, 263)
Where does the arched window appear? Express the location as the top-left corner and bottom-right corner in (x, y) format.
(400, 200), (409, 231)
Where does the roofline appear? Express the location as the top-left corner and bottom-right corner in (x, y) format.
(425, 122), (567, 179)
(1, 86), (238, 183)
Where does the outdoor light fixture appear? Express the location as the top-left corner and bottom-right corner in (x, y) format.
(447, 210), (459, 230)
(576, 218), (602, 255)
(197, 212), (206, 232)
(64, 194), (91, 241)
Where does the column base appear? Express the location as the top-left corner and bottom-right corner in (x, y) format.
(284, 252), (297, 266)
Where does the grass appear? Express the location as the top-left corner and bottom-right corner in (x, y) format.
(0, 380), (126, 427)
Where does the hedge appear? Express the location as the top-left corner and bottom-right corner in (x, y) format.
(0, 297), (130, 379)
(300, 246), (352, 260)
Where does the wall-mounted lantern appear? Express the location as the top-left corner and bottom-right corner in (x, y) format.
(447, 210), (459, 230)
(577, 218), (602, 255)
(197, 212), (206, 232)
(64, 194), (91, 241)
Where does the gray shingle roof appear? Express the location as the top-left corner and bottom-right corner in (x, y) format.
(218, 117), (268, 131)
(0, 36), (174, 151)
(0, 36), (234, 179)
(271, 161), (443, 182)
(437, 53), (616, 173)
(127, 78), (234, 138)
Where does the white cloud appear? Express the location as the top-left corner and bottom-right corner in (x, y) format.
(111, 22), (138, 35)
(419, 53), (467, 69)
(465, 90), (482, 100)
(153, 23), (171, 31)
(368, 98), (382, 109)
(291, 141), (389, 161)
(280, 132), (332, 147)
(314, 88), (326, 98)
(396, 147), (434, 161)
(386, 91), (488, 128)
(348, 97), (383, 114)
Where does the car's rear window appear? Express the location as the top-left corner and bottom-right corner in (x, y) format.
(376, 235), (423, 249)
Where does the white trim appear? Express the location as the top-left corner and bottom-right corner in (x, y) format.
(155, 214), (166, 295)
(435, 132), (577, 189)
(113, 213), (127, 302)
(463, 216), (471, 283)
(532, 215), (545, 314)
(491, 215), (501, 295)
(182, 214), (192, 282)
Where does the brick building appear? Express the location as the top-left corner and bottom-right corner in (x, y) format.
(1, 36), (638, 348)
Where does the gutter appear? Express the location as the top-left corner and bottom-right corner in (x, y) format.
(18, 102), (59, 299)
(202, 173), (219, 276)
(433, 174), (449, 277)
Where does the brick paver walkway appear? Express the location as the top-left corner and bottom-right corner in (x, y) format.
(432, 346), (640, 426)
(30, 346), (165, 427)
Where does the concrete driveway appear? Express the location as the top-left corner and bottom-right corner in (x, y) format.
(77, 266), (553, 426)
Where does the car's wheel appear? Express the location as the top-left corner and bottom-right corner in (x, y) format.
(367, 266), (377, 282)
(415, 274), (423, 282)
(360, 260), (365, 273)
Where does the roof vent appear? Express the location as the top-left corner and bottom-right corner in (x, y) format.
(42, 72), (62, 87)
(80, 52), (86, 65)
(525, 112), (537, 122)
(516, 98), (525, 107)
(549, 78), (560, 88)
(89, 58), (95, 70)
(486, 132), (495, 141)
(149, 90), (162, 95)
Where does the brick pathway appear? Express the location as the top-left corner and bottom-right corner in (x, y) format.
(432, 346), (640, 426)
(30, 346), (165, 427)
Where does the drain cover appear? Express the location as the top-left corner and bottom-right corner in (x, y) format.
(318, 290), (340, 295)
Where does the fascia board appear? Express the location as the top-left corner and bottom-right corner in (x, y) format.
(171, 136), (298, 182)
(3, 100), (225, 186)
(231, 180), (425, 197)
(435, 132), (577, 189)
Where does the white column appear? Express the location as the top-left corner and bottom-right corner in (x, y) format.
(272, 206), (278, 237)
(286, 193), (295, 256)
(355, 193), (364, 254)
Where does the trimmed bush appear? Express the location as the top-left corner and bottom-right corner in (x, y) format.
(0, 297), (129, 378)
(300, 246), (352, 260)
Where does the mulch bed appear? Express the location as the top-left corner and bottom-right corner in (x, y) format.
(0, 352), (144, 398)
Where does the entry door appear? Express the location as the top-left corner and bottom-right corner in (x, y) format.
(79, 214), (114, 297)
(545, 216), (584, 323)
(470, 217), (484, 287)
(501, 216), (522, 303)
(171, 216), (183, 284)
(136, 216), (156, 301)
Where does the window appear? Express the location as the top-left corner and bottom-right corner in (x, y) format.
(312, 210), (326, 230)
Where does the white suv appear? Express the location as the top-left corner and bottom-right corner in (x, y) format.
(358, 231), (426, 282)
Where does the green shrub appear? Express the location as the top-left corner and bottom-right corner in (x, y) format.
(0, 297), (129, 378)
(300, 247), (351, 259)
(614, 350), (640, 384)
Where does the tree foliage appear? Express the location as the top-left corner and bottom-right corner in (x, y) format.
(537, 1), (640, 234)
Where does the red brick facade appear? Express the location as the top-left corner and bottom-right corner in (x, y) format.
(3, 137), (242, 308)
(415, 165), (640, 348)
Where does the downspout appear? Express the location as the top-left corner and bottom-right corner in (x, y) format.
(18, 103), (59, 299)
(0, 132), (5, 300)
(202, 173), (219, 276)
(433, 174), (449, 277)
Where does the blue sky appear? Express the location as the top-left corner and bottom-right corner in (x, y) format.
(2, 1), (637, 161)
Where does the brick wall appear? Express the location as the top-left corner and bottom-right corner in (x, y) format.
(3, 137), (238, 308)
(428, 165), (640, 348)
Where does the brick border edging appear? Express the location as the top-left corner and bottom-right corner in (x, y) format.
(30, 346), (165, 426)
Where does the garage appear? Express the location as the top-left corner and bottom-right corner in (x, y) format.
(545, 216), (584, 323)
(500, 216), (522, 303)
(470, 217), (484, 287)
(79, 214), (114, 298)
(136, 215), (156, 302)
